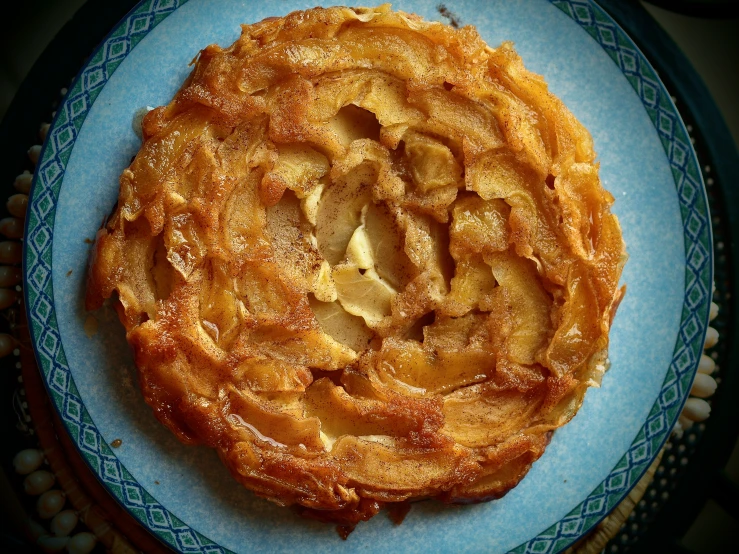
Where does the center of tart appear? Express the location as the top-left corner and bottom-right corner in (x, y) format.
(268, 123), (462, 354)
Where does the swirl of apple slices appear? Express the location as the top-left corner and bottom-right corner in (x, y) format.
(86, 4), (626, 529)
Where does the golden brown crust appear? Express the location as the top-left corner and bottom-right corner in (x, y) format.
(86, 5), (626, 528)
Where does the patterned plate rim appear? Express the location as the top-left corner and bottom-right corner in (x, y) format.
(21, 1), (713, 553)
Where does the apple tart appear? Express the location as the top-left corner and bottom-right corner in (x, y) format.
(86, 4), (626, 530)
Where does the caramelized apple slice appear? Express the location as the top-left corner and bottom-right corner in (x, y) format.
(315, 169), (373, 266)
(233, 357), (312, 393)
(199, 260), (243, 348)
(442, 384), (546, 447)
(375, 339), (493, 395)
(404, 131), (462, 192)
(266, 190), (323, 292)
(309, 296), (374, 352)
(345, 212), (374, 270)
(263, 144), (329, 199)
(332, 435), (471, 498)
(326, 104), (382, 147)
(449, 195), (510, 258)
(364, 202), (416, 290)
(485, 253), (552, 366)
(443, 256), (497, 317)
(333, 264), (396, 327)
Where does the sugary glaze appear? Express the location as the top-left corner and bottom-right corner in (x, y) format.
(86, 4), (626, 530)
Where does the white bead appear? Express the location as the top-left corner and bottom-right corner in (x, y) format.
(24, 470), (55, 495)
(28, 145), (42, 164)
(0, 216), (24, 238)
(13, 449), (44, 474)
(704, 326), (718, 349)
(37, 490), (65, 519)
(14, 171), (33, 194)
(0, 288), (18, 310)
(0, 241), (22, 264)
(67, 532), (97, 554)
(698, 354), (716, 374)
(0, 266), (22, 287)
(0, 333), (15, 358)
(6, 194), (28, 218)
(690, 373), (717, 399)
(50, 510), (78, 537)
(709, 302), (719, 321)
(38, 535), (69, 553)
(39, 123), (50, 141)
(678, 415), (693, 432)
(682, 397), (711, 422)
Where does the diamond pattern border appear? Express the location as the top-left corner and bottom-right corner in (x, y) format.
(23, 1), (712, 553)
(24, 1), (234, 552)
(508, 2), (713, 553)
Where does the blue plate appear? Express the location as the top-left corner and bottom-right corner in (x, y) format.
(23, 1), (712, 552)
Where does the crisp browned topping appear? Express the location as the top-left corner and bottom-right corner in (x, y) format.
(86, 5), (626, 530)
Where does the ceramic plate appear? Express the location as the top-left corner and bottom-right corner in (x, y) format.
(24, 0), (712, 552)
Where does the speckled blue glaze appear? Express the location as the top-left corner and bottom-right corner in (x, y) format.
(25, 1), (711, 552)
